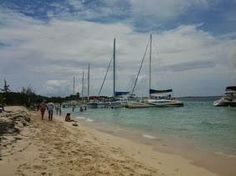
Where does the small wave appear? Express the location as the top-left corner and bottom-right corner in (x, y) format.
(214, 152), (236, 159)
(76, 116), (86, 120)
(200, 121), (228, 128)
(176, 128), (188, 131)
(142, 134), (156, 139)
(86, 118), (94, 122)
(201, 121), (213, 126)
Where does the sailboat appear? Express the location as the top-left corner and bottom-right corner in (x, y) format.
(128, 34), (183, 108)
(88, 38), (128, 109)
(86, 64), (98, 108)
(147, 89), (184, 107)
(109, 38), (130, 108)
(146, 34), (184, 107)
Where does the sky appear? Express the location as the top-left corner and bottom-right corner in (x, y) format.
(0, 0), (236, 97)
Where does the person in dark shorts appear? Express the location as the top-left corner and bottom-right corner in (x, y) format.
(47, 102), (54, 121)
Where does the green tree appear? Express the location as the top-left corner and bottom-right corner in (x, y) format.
(0, 93), (6, 104)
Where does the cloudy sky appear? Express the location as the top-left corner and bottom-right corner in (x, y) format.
(0, 0), (236, 97)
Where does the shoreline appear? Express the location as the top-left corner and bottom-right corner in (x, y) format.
(73, 113), (236, 176)
(69, 103), (236, 158)
(0, 106), (235, 175)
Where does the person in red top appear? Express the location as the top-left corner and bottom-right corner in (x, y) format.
(39, 101), (47, 120)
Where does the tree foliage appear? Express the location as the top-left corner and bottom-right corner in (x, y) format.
(0, 80), (81, 107)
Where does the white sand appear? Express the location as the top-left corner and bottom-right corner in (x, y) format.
(0, 106), (225, 176)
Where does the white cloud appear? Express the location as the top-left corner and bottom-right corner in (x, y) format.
(66, 0), (217, 22)
(132, 0), (218, 20)
(0, 10), (235, 96)
(46, 80), (69, 87)
(45, 80), (73, 96)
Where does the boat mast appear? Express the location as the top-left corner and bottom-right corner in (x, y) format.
(87, 63), (90, 101)
(149, 34), (152, 98)
(98, 57), (112, 96)
(113, 38), (116, 97)
(82, 71), (84, 98)
(73, 76), (75, 95)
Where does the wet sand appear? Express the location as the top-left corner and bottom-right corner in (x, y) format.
(79, 119), (236, 176)
(0, 106), (232, 176)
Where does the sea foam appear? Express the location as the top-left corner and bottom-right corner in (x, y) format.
(142, 134), (156, 139)
(76, 116), (85, 120)
(86, 118), (94, 122)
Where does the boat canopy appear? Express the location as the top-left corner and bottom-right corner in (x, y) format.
(115, 91), (129, 96)
(225, 86), (236, 91)
(150, 89), (172, 94)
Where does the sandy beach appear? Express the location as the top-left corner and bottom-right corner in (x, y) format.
(0, 106), (234, 176)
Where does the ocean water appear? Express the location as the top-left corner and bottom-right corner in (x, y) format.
(64, 99), (236, 155)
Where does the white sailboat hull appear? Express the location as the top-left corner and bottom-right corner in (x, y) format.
(125, 101), (154, 108)
(147, 99), (184, 107)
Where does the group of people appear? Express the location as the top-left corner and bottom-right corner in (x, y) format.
(38, 101), (55, 121)
(38, 101), (76, 123)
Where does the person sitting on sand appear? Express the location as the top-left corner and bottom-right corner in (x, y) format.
(39, 101), (47, 120)
(47, 102), (54, 121)
(65, 113), (76, 122)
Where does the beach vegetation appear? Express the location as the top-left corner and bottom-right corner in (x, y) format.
(0, 90), (81, 108)
(0, 79), (82, 107)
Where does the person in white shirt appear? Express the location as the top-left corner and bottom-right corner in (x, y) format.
(47, 102), (54, 121)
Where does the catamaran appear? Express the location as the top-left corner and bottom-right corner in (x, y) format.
(213, 86), (236, 107)
(88, 38), (129, 109)
(129, 34), (184, 107)
(147, 89), (184, 107)
(146, 34), (183, 107)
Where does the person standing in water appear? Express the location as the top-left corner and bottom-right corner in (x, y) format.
(55, 104), (59, 115)
(39, 101), (47, 120)
(47, 102), (55, 121)
(72, 104), (75, 112)
(59, 103), (62, 116)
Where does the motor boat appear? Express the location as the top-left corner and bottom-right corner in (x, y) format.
(214, 86), (236, 107)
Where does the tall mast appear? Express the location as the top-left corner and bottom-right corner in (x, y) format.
(73, 76), (75, 95)
(113, 38), (116, 97)
(149, 34), (152, 98)
(87, 63), (90, 101)
(82, 71), (84, 98)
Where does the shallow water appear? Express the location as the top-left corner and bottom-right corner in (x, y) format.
(64, 99), (236, 155)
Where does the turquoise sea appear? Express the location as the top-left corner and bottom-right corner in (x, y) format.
(64, 98), (236, 155)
